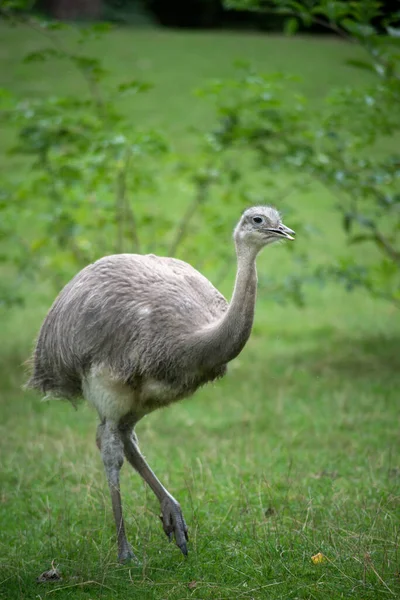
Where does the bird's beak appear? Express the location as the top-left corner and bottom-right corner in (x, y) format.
(268, 225), (296, 241)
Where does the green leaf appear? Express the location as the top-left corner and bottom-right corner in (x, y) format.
(117, 80), (153, 94)
(71, 56), (108, 80)
(36, 20), (67, 31)
(312, 1), (350, 21)
(341, 19), (376, 37)
(23, 48), (64, 63)
(87, 22), (113, 34)
(78, 22), (113, 44)
(1, 0), (35, 10)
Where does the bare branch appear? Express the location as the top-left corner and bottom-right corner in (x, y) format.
(168, 171), (213, 256)
(115, 149), (141, 253)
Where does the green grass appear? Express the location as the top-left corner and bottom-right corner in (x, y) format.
(1, 22), (399, 600)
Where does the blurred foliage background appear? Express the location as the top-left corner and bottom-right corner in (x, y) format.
(1, 0), (399, 307)
(0, 1), (399, 599)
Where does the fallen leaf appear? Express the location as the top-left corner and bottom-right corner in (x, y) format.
(188, 580), (197, 589)
(37, 559), (62, 583)
(311, 552), (327, 565)
(37, 567), (62, 583)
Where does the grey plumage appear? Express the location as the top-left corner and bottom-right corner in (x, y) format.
(28, 254), (228, 408)
(27, 205), (295, 561)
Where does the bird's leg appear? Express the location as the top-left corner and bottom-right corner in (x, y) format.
(120, 428), (188, 556)
(97, 421), (135, 563)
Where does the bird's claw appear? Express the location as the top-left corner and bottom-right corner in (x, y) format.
(178, 540), (188, 557)
(160, 496), (189, 556)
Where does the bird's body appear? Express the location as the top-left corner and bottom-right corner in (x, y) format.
(29, 253), (228, 419)
(27, 206), (295, 561)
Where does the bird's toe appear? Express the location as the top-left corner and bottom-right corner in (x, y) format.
(178, 541), (188, 557)
(160, 496), (189, 556)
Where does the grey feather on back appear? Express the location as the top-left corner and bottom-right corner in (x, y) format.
(27, 254), (228, 400)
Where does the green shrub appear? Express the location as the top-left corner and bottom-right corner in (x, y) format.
(223, 0), (400, 305)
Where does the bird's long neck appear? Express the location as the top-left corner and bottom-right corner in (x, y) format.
(188, 244), (258, 370)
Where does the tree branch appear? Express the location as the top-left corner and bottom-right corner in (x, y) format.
(168, 170), (213, 256)
(115, 149), (141, 253)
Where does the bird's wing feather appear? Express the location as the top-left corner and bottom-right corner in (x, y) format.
(28, 253), (229, 396)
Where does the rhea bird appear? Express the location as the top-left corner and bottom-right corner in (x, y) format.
(27, 206), (295, 561)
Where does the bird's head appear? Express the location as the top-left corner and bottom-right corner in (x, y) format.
(234, 206), (295, 252)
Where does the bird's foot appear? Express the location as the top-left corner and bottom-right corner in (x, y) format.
(118, 541), (136, 564)
(160, 495), (189, 556)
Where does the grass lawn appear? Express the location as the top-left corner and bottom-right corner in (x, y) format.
(0, 22), (399, 600)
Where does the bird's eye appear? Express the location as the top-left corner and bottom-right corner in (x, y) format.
(252, 216), (263, 224)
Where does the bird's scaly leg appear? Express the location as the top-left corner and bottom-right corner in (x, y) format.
(120, 428), (188, 556)
(97, 421), (135, 563)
